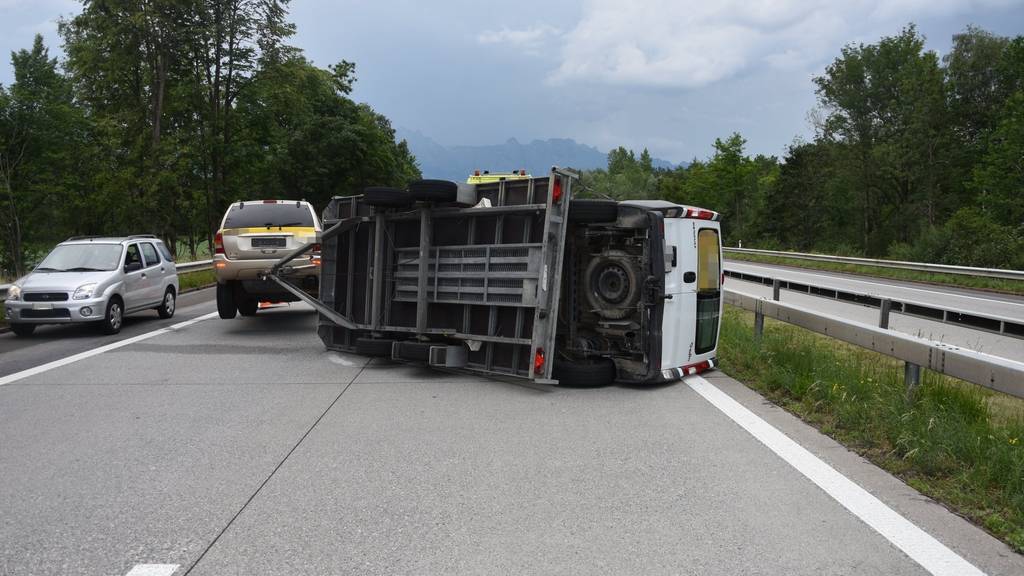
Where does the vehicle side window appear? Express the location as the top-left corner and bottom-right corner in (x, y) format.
(124, 244), (142, 268)
(157, 242), (174, 262)
(141, 242), (160, 267)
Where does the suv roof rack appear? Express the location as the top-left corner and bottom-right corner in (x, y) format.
(64, 234), (158, 242)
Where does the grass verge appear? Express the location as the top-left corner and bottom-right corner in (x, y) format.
(178, 268), (217, 292)
(727, 252), (1024, 296)
(718, 305), (1024, 552)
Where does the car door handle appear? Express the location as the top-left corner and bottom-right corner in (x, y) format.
(160, 267), (165, 272)
(140, 272), (147, 278)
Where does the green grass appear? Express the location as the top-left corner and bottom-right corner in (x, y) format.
(727, 252), (1024, 296)
(178, 268), (216, 292)
(719, 305), (1024, 552)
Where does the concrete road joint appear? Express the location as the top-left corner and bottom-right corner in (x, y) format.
(687, 374), (987, 576)
(179, 363), (368, 575)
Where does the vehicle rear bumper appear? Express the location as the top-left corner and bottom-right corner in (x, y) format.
(214, 255), (318, 281)
(5, 295), (108, 325)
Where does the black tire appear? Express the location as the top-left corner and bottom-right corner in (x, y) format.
(355, 337), (395, 357)
(569, 199), (618, 224)
(408, 179), (458, 203)
(237, 297), (258, 316)
(100, 297), (124, 335)
(394, 340), (433, 362)
(157, 287), (176, 319)
(553, 357), (616, 387)
(364, 187), (413, 208)
(216, 282), (237, 319)
(10, 323), (36, 337)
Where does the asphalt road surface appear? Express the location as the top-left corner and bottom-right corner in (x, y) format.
(725, 260), (1024, 362)
(1, 291), (1021, 575)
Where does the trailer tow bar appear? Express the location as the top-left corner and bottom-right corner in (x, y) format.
(264, 215), (366, 330)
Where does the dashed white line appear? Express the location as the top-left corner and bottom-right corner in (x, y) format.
(0, 312), (218, 387)
(124, 564), (179, 576)
(686, 375), (987, 576)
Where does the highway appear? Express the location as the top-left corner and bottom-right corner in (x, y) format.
(1, 286), (1022, 575)
(725, 260), (1024, 362)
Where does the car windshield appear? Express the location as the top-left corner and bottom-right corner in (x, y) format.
(223, 203), (314, 229)
(36, 243), (123, 272)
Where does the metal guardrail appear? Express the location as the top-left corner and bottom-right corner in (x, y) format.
(724, 269), (1024, 341)
(725, 288), (1024, 399)
(725, 247), (1024, 281)
(0, 260), (212, 302)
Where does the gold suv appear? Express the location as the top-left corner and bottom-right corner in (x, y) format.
(213, 200), (321, 318)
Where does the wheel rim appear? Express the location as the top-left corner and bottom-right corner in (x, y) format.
(594, 263), (630, 304)
(165, 292), (175, 315)
(110, 303), (122, 330)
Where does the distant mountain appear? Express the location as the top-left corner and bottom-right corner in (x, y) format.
(395, 128), (676, 181)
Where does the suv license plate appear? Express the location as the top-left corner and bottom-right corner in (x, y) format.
(251, 237), (286, 248)
(32, 303), (54, 310)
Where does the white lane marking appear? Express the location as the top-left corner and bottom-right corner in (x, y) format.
(727, 261), (1024, 310)
(124, 564), (179, 576)
(686, 375), (986, 576)
(0, 312), (218, 387)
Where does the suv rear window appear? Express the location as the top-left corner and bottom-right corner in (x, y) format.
(223, 203), (314, 229)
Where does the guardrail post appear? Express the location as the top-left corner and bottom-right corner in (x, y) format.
(879, 299), (892, 329)
(905, 362), (921, 397)
(772, 278), (781, 301)
(754, 300), (765, 340)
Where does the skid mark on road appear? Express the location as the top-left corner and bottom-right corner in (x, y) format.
(687, 375), (986, 576)
(0, 312), (218, 386)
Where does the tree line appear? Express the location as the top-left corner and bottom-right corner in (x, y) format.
(580, 25), (1024, 270)
(0, 0), (419, 277)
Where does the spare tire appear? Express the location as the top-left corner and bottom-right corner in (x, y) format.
(355, 337), (394, 357)
(569, 199), (618, 223)
(408, 179), (458, 203)
(583, 250), (641, 320)
(553, 357), (616, 387)
(364, 187), (412, 208)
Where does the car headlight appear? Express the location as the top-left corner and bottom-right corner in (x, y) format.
(6, 284), (20, 301)
(73, 283), (97, 300)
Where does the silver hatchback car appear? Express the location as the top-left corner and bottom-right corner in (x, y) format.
(4, 235), (180, 337)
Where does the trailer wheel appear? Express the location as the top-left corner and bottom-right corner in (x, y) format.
(364, 187), (413, 208)
(355, 337), (394, 358)
(553, 357), (616, 387)
(569, 199), (618, 223)
(408, 179), (458, 203)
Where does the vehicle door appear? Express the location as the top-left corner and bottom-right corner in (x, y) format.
(691, 225), (722, 364)
(122, 243), (147, 311)
(660, 218), (696, 369)
(140, 242), (165, 305)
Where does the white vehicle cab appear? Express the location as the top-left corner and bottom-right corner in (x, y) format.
(4, 235), (179, 336)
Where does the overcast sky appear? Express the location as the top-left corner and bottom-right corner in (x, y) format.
(2, 0), (1023, 163)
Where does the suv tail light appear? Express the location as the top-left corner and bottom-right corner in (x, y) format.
(214, 232), (224, 255)
(534, 348), (546, 374)
(551, 178), (563, 204)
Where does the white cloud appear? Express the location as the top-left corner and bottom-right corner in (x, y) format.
(548, 0), (1016, 88)
(476, 24), (560, 54)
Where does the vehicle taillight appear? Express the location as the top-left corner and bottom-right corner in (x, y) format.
(681, 360), (711, 375)
(551, 178), (563, 203)
(534, 348), (545, 374)
(214, 232), (224, 255)
(519, 169), (526, 176)
(685, 208), (716, 220)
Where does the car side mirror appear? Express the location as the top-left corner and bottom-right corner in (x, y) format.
(683, 271), (696, 283)
(124, 261), (142, 273)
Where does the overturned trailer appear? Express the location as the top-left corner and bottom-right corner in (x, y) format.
(267, 168), (723, 386)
